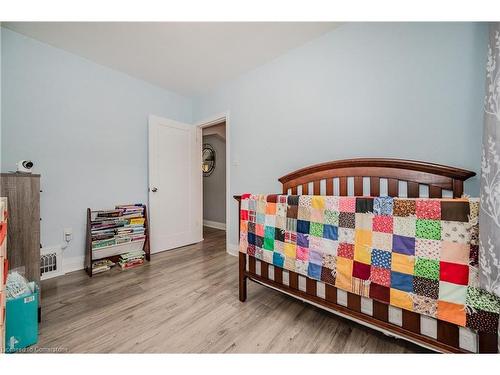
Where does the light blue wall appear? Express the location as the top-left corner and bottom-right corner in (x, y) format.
(193, 23), (488, 249)
(1, 28), (193, 265)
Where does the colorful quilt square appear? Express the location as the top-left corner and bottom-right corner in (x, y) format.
(412, 295), (438, 317)
(284, 256), (296, 271)
(323, 224), (338, 240)
(393, 199), (416, 217)
(440, 241), (469, 265)
(324, 209), (339, 225)
(265, 226), (275, 239)
(322, 254), (336, 269)
(255, 224), (264, 237)
(393, 216), (416, 237)
(416, 199), (441, 219)
(413, 276), (439, 299)
(297, 233), (309, 248)
(321, 266), (336, 285)
(299, 195), (312, 207)
(414, 257), (439, 280)
(275, 216), (286, 230)
(287, 195), (299, 206)
(263, 236), (274, 250)
(310, 208), (324, 223)
(275, 227), (285, 242)
(391, 271), (413, 292)
(265, 202), (277, 215)
(466, 287), (500, 314)
(274, 240), (284, 253)
(339, 197), (356, 212)
(297, 206), (311, 221)
(286, 204), (298, 219)
(247, 244), (256, 257)
(309, 236), (323, 252)
(392, 253), (415, 274)
(256, 213), (265, 225)
(441, 221), (469, 244)
(392, 235), (415, 255)
(370, 283), (390, 303)
(284, 243), (296, 258)
(276, 202), (287, 217)
(248, 232), (256, 245)
(338, 243), (355, 259)
(296, 246), (309, 261)
(415, 239), (440, 260)
(325, 196), (340, 211)
(263, 249), (273, 264)
(241, 210), (249, 221)
(339, 212), (355, 228)
(370, 266), (391, 287)
(371, 249), (391, 269)
(390, 288), (413, 310)
(354, 245), (371, 265)
(286, 218), (297, 232)
(297, 219), (310, 234)
(266, 195), (278, 203)
(373, 196), (393, 216)
(309, 250), (323, 265)
(372, 232), (393, 251)
(311, 196), (325, 209)
(273, 251), (284, 267)
(355, 213), (373, 230)
(310, 222), (324, 237)
(416, 219), (441, 240)
(440, 261), (469, 285)
(437, 300), (466, 326)
(285, 230), (297, 244)
(255, 248), (263, 260)
(439, 281), (467, 304)
(335, 257), (353, 290)
(466, 310), (500, 334)
(356, 197), (374, 213)
(440, 200), (470, 222)
(338, 228), (355, 244)
(353, 261), (371, 280)
(255, 236), (264, 249)
(373, 215), (393, 233)
(322, 238), (339, 255)
(308, 262), (322, 280)
(296, 259), (308, 276)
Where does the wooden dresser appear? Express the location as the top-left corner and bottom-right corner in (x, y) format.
(0, 174), (41, 290)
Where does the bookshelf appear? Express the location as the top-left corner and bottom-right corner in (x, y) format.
(85, 204), (150, 277)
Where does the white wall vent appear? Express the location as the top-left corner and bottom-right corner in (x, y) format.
(40, 246), (65, 280)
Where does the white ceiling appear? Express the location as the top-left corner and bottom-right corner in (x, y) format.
(4, 22), (339, 96)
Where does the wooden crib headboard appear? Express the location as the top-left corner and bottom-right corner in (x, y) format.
(278, 158), (476, 198)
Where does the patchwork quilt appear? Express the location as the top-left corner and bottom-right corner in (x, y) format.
(239, 194), (500, 333)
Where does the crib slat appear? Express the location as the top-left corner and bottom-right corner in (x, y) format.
(326, 179), (334, 195)
(306, 278), (317, 296)
(372, 300), (389, 322)
(291, 186), (297, 195)
(370, 177), (380, 197)
(302, 184), (309, 195)
(407, 181), (419, 198)
(313, 180), (321, 195)
(437, 320), (460, 349)
(325, 284), (337, 303)
(388, 179), (399, 197)
(429, 186), (442, 198)
(339, 177), (348, 196)
(402, 310), (421, 333)
(354, 176), (363, 196)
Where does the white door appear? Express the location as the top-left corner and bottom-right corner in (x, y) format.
(148, 115), (202, 253)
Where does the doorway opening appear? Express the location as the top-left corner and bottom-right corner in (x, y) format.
(200, 120), (227, 239)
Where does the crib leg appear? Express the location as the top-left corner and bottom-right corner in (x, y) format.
(239, 252), (247, 302)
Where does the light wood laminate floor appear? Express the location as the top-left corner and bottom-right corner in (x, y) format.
(38, 227), (428, 353)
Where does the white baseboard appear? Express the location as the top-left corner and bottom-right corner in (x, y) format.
(63, 255), (85, 274)
(203, 219), (226, 230)
(226, 242), (238, 257)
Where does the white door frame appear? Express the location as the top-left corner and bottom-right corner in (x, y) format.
(196, 111), (233, 255)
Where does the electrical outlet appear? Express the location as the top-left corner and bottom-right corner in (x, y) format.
(64, 228), (73, 242)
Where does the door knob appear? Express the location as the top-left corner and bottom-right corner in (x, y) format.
(151, 187), (158, 192)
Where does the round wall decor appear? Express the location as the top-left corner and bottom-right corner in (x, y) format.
(202, 144), (216, 177)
